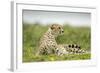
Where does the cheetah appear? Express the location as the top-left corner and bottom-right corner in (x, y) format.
(36, 24), (87, 56)
(55, 44), (86, 56)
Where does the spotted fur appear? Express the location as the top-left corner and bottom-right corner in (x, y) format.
(36, 24), (87, 56)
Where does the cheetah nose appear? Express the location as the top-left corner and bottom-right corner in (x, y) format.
(62, 30), (64, 33)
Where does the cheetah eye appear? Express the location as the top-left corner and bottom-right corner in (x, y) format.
(58, 27), (61, 29)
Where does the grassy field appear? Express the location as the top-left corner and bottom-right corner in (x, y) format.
(23, 23), (91, 62)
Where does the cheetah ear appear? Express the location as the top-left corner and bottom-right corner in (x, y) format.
(50, 24), (55, 30)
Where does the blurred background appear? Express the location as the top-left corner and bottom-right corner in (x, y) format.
(23, 10), (91, 27)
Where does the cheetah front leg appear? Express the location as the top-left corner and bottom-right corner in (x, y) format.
(54, 45), (69, 56)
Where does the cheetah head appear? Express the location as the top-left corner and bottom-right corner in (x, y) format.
(50, 24), (64, 36)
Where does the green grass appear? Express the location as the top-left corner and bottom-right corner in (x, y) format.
(23, 23), (91, 62)
(23, 54), (91, 62)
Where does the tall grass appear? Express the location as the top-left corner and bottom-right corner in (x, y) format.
(23, 23), (91, 62)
